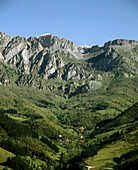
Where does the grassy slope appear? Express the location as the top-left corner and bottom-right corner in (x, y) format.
(85, 103), (138, 169)
(93, 102), (138, 136)
(85, 121), (138, 168)
(0, 147), (14, 170)
(0, 147), (15, 164)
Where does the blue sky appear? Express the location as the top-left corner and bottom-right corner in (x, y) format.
(0, 0), (138, 46)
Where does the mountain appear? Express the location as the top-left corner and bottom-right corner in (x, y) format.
(0, 30), (137, 123)
(87, 39), (138, 72)
(0, 31), (138, 169)
(0, 31), (137, 95)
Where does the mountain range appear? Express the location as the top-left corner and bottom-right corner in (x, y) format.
(0, 31), (138, 170)
(0, 31), (137, 95)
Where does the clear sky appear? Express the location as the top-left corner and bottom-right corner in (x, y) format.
(0, 0), (138, 46)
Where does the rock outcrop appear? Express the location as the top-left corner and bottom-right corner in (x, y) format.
(0, 31), (137, 96)
(28, 34), (82, 53)
(0, 31), (12, 51)
(87, 39), (138, 73)
(104, 39), (138, 50)
(0, 64), (10, 86)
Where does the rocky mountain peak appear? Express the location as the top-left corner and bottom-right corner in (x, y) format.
(36, 33), (51, 37)
(0, 31), (12, 51)
(104, 39), (138, 50)
(28, 34), (81, 53)
(0, 31), (137, 96)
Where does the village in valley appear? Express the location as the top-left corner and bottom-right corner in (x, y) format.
(57, 126), (85, 147)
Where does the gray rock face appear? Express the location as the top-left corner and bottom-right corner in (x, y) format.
(97, 74), (102, 80)
(78, 45), (91, 53)
(0, 31), (137, 95)
(90, 45), (101, 53)
(28, 34), (81, 53)
(88, 80), (102, 90)
(53, 63), (92, 81)
(3, 37), (27, 60)
(104, 39), (138, 50)
(87, 40), (138, 73)
(2, 36), (30, 74)
(0, 52), (4, 60)
(27, 38), (43, 57)
(0, 31), (12, 51)
(81, 80), (102, 93)
(62, 64), (78, 81)
(30, 49), (65, 79)
(0, 32), (86, 77)
(0, 64), (10, 86)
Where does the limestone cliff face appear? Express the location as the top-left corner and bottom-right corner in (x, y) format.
(87, 39), (138, 73)
(28, 34), (81, 53)
(0, 64), (10, 86)
(104, 39), (138, 50)
(29, 49), (65, 79)
(0, 31), (137, 95)
(0, 32), (86, 77)
(0, 31), (12, 51)
(2, 36), (29, 74)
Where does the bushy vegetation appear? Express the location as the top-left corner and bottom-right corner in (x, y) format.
(5, 156), (31, 170)
(113, 147), (138, 170)
(0, 113), (38, 138)
(91, 102), (138, 137)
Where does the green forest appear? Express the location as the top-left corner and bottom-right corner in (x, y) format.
(0, 82), (137, 169)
